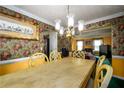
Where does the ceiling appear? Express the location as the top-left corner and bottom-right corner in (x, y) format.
(15, 5), (124, 27)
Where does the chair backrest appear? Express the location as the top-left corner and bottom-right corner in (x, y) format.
(95, 55), (106, 83)
(96, 55), (106, 68)
(29, 52), (49, 67)
(94, 64), (113, 88)
(72, 50), (85, 59)
(49, 50), (62, 63)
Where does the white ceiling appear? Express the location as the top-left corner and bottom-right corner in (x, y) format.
(14, 5), (124, 27)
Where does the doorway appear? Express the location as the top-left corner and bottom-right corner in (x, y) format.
(44, 35), (50, 58)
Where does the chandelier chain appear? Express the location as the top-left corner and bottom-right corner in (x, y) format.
(67, 5), (69, 15)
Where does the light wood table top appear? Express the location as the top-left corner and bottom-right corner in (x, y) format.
(0, 57), (95, 88)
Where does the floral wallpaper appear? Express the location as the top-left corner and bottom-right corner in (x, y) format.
(0, 6), (124, 61)
(0, 6), (54, 61)
(85, 16), (124, 31)
(58, 36), (71, 52)
(58, 16), (124, 55)
(0, 35), (44, 60)
(81, 16), (124, 56)
(112, 23), (124, 56)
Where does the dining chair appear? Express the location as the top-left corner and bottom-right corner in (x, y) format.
(49, 50), (62, 63)
(87, 64), (113, 88)
(95, 55), (106, 80)
(72, 50), (85, 59)
(29, 52), (49, 67)
(94, 64), (113, 88)
(96, 55), (106, 68)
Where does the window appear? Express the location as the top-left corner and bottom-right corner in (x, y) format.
(77, 41), (83, 50)
(94, 39), (103, 51)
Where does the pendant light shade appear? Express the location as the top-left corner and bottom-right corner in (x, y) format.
(54, 5), (84, 37)
(55, 19), (61, 30)
(59, 27), (64, 35)
(78, 20), (84, 31)
(71, 30), (75, 35)
(67, 14), (74, 27)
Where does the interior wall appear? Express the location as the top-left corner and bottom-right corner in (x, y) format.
(112, 58), (124, 77)
(0, 6), (54, 61)
(58, 36), (72, 52)
(84, 15), (124, 56)
(72, 36), (111, 50)
(72, 15), (124, 78)
(0, 57), (44, 75)
(49, 32), (58, 52)
(112, 22), (124, 78)
(103, 36), (112, 45)
(112, 23), (124, 56)
(71, 38), (77, 51)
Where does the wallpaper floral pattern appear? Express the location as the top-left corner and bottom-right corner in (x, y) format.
(0, 6), (54, 61)
(58, 36), (71, 52)
(0, 6), (124, 61)
(58, 16), (124, 55)
(0, 35), (44, 60)
(85, 16), (124, 31)
(112, 23), (124, 56)
(83, 16), (124, 56)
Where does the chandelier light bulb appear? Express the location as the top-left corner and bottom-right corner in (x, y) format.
(72, 30), (75, 35)
(54, 6), (85, 37)
(55, 20), (61, 30)
(67, 14), (74, 27)
(59, 27), (64, 35)
(78, 20), (84, 31)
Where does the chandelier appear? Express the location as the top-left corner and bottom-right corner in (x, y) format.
(55, 5), (84, 37)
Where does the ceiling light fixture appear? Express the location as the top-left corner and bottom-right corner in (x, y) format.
(55, 5), (84, 37)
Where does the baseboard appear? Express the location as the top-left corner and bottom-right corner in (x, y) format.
(113, 75), (124, 80)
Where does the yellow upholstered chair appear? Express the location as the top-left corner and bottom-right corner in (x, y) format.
(94, 64), (113, 88)
(72, 50), (85, 59)
(29, 52), (49, 67)
(49, 50), (62, 63)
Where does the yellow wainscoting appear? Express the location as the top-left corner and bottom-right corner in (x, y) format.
(112, 58), (124, 77)
(0, 57), (44, 76)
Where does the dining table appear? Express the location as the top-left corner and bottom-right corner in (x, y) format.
(0, 57), (95, 88)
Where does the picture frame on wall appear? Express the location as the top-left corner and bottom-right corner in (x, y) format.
(85, 40), (92, 46)
(0, 13), (39, 40)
